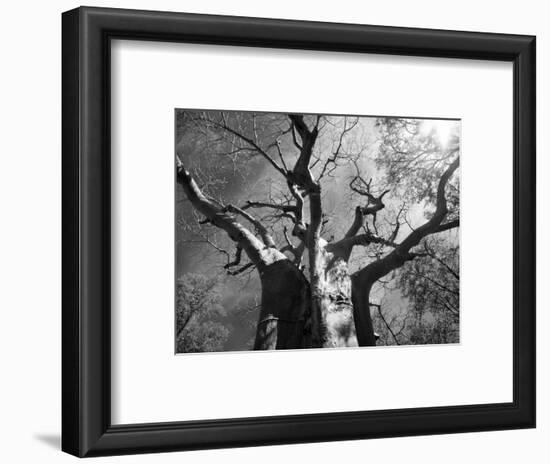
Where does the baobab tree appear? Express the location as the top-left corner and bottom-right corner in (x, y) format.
(176, 111), (459, 350)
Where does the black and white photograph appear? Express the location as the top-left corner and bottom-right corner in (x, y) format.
(175, 110), (460, 353)
(0, 0), (542, 461)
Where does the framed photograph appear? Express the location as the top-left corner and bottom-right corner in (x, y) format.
(62, 6), (536, 457)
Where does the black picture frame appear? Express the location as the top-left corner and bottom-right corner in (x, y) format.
(62, 6), (536, 457)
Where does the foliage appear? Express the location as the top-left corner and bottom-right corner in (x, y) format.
(398, 237), (460, 344)
(371, 237), (459, 346)
(177, 321), (230, 353)
(176, 273), (229, 353)
(375, 117), (460, 221)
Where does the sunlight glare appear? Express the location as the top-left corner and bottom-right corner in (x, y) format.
(420, 120), (454, 147)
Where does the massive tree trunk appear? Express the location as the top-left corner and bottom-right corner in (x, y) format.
(309, 248), (358, 348)
(177, 158), (315, 350)
(255, 248), (359, 350)
(254, 259), (311, 350)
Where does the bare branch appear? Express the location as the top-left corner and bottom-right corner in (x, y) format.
(423, 241), (460, 280)
(242, 200), (296, 214)
(282, 226), (295, 249)
(176, 158), (286, 269)
(195, 115), (287, 177)
(227, 262), (255, 276)
(344, 182), (390, 239)
(434, 219), (459, 233)
(288, 114), (319, 190)
(318, 117), (358, 180)
(327, 231), (397, 257)
(290, 121), (303, 150)
(224, 245), (243, 269)
(274, 139), (289, 171)
(353, 155), (460, 288)
(222, 204), (276, 248)
(371, 302), (401, 345)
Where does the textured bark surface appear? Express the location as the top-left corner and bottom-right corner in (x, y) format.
(254, 260), (310, 350)
(316, 257), (358, 348)
(309, 240), (358, 348)
(254, 254), (359, 350)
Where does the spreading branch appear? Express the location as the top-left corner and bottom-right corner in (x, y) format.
(326, 231), (397, 256)
(176, 155), (285, 270)
(343, 165), (391, 239)
(195, 114), (287, 177)
(353, 156), (460, 288)
(288, 114), (319, 190)
(222, 204), (276, 248)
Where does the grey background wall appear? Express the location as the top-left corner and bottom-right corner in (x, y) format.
(0, 1), (546, 462)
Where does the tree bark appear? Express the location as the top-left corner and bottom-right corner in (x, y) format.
(254, 260), (311, 349)
(308, 239), (359, 348)
(351, 277), (377, 346)
(177, 159), (313, 350)
(317, 256), (358, 348)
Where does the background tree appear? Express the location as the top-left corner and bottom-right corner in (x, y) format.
(176, 111), (460, 350)
(371, 236), (459, 346)
(350, 117), (459, 344)
(176, 273), (229, 353)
